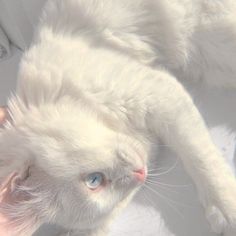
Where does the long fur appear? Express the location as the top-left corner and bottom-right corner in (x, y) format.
(0, 0), (236, 235)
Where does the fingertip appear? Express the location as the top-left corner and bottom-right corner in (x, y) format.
(0, 107), (7, 125)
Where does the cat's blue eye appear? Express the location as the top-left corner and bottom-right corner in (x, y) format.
(85, 172), (104, 190)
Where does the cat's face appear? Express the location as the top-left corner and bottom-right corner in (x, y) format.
(0, 104), (148, 234)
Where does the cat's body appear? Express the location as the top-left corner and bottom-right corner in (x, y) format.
(40, 0), (236, 87)
(0, 0), (236, 235)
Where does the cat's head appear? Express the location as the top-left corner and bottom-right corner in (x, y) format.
(0, 102), (148, 235)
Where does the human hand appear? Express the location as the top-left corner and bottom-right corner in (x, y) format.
(0, 106), (7, 126)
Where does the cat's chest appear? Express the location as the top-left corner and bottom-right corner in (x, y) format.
(19, 31), (162, 133)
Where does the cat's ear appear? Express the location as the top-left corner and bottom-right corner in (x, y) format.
(0, 129), (43, 236)
(0, 160), (41, 236)
(0, 106), (54, 236)
(0, 170), (30, 235)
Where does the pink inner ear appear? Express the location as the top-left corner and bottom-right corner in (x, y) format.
(0, 172), (19, 236)
(0, 172), (18, 195)
(0, 106), (8, 128)
(0, 171), (42, 236)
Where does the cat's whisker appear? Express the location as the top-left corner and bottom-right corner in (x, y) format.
(146, 179), (192, 188)
(146, 167), (167, 172)
(147, 158), (179, 175)
(147, 169), (177, 177)
(145, 180), (181, 195)
(143, 184), (185, 219)
(144, 183), (194, 209)
(140, 188), (156, 207)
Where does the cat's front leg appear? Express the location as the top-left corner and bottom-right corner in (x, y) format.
(145, 71), (236, 233)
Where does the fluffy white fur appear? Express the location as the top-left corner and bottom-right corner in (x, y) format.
(1, 0), (236, 235)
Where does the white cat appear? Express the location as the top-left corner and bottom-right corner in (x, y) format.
(0, 0), (236, 235)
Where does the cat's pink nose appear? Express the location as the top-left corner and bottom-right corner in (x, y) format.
(133, 168), (146, 182)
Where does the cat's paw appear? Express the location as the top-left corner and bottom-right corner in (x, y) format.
(206, 206), (227, 234)
(198, 177), (236, 234)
